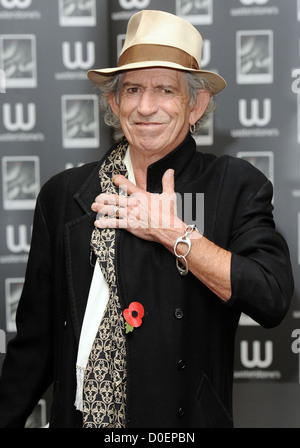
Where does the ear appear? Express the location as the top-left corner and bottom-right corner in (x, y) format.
(189, 89), (211, 126)
(106, 93), (120, 119)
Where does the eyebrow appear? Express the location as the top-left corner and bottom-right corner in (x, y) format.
(121, 82), (178, 91)
(122, 82), (143, 89)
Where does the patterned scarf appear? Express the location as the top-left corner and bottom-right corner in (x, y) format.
(82, 140), (128, 428)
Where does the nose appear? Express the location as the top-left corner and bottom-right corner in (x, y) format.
(137, 89), (159, 117)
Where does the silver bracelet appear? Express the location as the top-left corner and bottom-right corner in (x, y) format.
(174, 225), (196, 276)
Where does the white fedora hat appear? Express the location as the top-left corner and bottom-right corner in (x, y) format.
(87, 10), (226, 96)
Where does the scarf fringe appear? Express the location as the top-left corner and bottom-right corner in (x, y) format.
(74, 365), (85, 412)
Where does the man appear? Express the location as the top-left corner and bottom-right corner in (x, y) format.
(0, 10), (294, 428)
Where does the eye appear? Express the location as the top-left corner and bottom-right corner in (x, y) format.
(156, 87), (175, 96)
(127, 87), (140, 95)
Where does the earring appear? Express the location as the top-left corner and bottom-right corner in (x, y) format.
(190, 124), (196, 134)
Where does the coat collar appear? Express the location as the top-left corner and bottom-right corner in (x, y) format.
(146, 133), (198, 193)
(73, 161), (102, 215)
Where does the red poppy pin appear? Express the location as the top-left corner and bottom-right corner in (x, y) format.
(123, 302), (144, 334)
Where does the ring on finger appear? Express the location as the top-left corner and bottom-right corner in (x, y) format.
(114, 205), (120, 218)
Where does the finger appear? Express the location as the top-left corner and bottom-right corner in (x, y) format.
(91, 203), (111, 215)
(94, 217), (128, 229)
(162, 169), (175, 195)
(113, 174), (140, 196)
(93, 203), (120, 216)
(92, 196), (138, 216)
(94, 193), (125, 205)
(94, 193), (116, 204)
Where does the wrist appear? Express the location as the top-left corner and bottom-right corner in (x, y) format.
(152, 219), (186, 248)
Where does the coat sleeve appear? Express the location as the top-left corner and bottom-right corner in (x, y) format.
(0, 194), (54, 427)
(227, 172), (294, 328)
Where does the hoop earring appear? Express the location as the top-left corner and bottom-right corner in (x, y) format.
(190, 124), (196, 134)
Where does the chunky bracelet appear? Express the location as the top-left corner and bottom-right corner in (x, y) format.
(174, 225), (196, 276)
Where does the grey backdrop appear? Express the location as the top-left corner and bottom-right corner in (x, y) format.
(0, 0), (300, 428)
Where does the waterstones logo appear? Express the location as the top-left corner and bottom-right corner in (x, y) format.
(119, 0), (151, 9)
(0, 0), (41, 20)
(3, 103), (36, 131)
(240, 0), (269, 4)
(240, 340), (273, 369)
(0, 0), (32, 7)
(0, 103), (45, 143)
(55, 41), (95, 81)
(234, 339), (281, 380)
(230, 98), (279, 138)
(239, 98), (271, 127)
(0, 224), (31, 265)
(230, 0), (278, 16)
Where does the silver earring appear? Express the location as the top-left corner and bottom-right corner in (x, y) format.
(190, 124), (196, 134)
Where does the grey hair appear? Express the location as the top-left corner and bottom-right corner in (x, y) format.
(97, 71), (216, 141)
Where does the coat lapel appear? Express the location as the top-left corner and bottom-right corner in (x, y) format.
(64, 162), (101, 342)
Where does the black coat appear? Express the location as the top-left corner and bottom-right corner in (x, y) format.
(0, 135), (294, 428)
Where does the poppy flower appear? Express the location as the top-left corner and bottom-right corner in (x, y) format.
(123, 302), (144, 333)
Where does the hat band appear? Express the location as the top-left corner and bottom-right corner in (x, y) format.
(118, 44), (200, 71)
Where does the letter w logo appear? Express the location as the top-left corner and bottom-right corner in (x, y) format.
(240, 340), (273, 368)
(0, 0), (32, 8)
(3, 103), (36, 131)
(239, 98), (272, 127)
(62, 41), (95, 70)
(6, 225), (31, 253)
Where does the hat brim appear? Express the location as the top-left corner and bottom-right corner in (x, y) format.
(87, 61), (226, 96)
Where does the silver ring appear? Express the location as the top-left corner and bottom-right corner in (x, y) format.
(114, 205), (120, 218)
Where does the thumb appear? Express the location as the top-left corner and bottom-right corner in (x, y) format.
(162, 169), (175, 195)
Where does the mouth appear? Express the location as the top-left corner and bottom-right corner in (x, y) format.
(135, 122), (165, 127)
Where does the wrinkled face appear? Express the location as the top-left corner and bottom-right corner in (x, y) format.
(108, 68), (208, 159)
